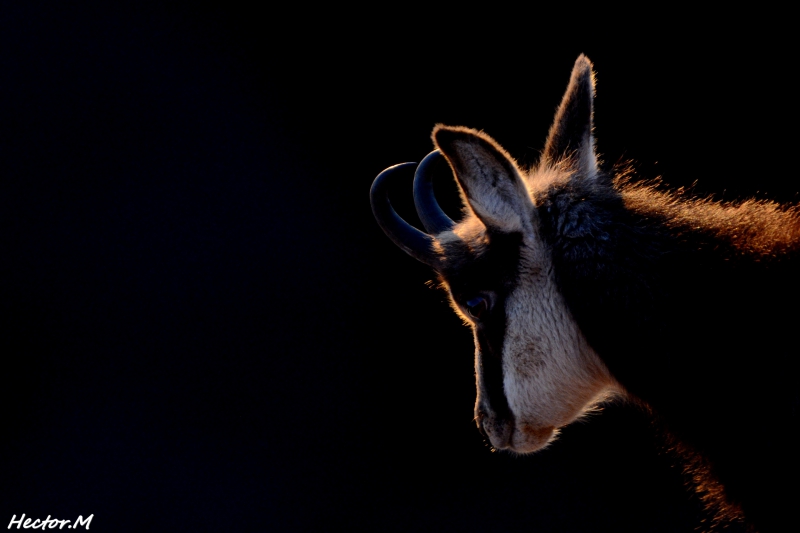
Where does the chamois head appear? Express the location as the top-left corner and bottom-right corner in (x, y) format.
(371, 55), (621, 453)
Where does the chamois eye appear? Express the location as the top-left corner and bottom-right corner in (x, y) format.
(465, 297), (488, 319)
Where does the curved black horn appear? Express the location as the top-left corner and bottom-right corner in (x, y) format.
(413, 150), (456, 234)
(370, 162), (440, 267)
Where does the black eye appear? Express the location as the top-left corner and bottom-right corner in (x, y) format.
(465, 296), (488, 319)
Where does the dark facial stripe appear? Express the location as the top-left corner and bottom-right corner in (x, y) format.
(440, 230), (523, 424)
(476, 319), (513, 422)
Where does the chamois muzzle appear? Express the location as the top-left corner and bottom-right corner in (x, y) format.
(370, 161), (440, 267)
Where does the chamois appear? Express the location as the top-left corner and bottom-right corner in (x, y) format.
(370, 55), (799, 532)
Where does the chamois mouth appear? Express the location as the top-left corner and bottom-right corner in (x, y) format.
(478, 410), (558, 453)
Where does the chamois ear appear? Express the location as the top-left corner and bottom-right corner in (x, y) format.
(541, 54), (598, 179)
(433, 125), (534, 234)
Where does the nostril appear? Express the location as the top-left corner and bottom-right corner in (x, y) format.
(475, 411), (489, 439)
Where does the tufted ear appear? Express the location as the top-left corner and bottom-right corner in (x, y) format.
(433, 125), (534, 234)
(541, 54), (598, 179)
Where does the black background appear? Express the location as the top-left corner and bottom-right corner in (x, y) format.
(1, 3), (793, 532)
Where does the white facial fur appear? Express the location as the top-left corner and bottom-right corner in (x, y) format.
(495, 229), (620, 453)
(441, 215), (622, 454)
